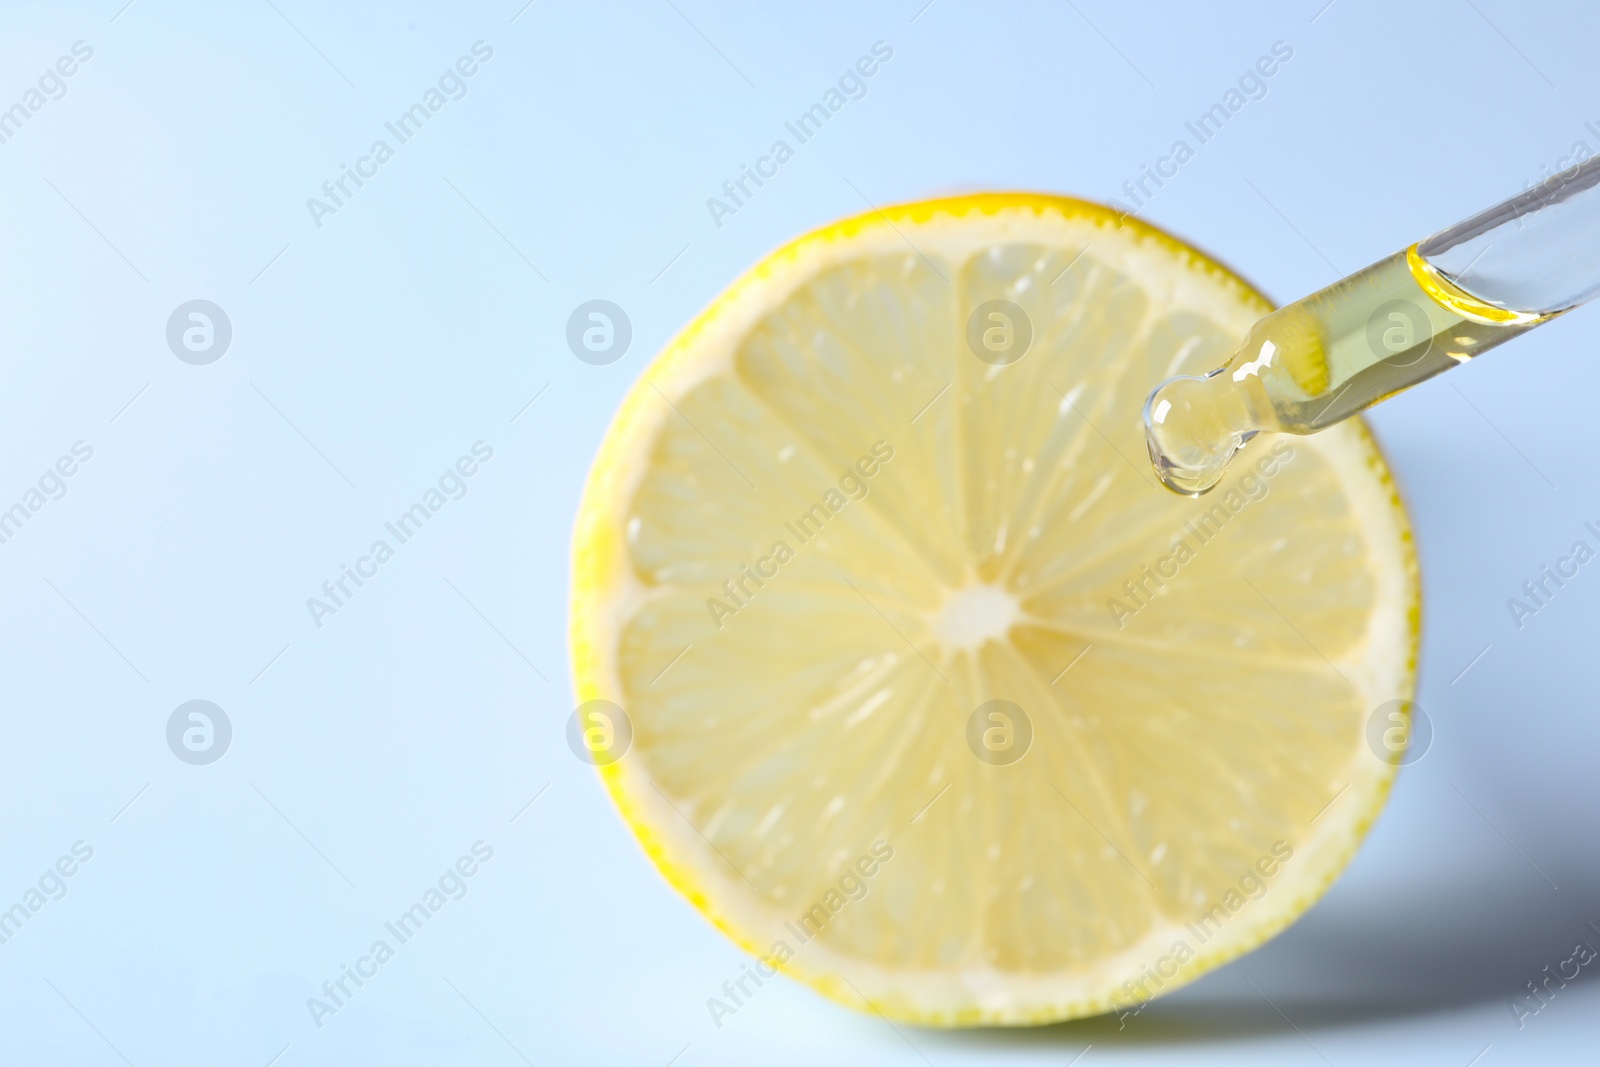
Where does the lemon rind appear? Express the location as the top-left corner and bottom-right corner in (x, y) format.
(569, 193), (1421, 1026)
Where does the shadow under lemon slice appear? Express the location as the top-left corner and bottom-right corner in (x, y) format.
(570, 194), (1419, 1026)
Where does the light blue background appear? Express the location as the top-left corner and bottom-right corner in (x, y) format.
(2, 1), (1598, 1063)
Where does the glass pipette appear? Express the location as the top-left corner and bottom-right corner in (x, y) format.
(1143, 156), (1600, 495)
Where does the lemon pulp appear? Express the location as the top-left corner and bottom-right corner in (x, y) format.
(571, 194), (1419, 1025)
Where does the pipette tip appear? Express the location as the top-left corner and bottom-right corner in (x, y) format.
(1142, 368), (1254, 497)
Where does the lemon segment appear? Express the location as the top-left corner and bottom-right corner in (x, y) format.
(571, 194), (1418, 1025)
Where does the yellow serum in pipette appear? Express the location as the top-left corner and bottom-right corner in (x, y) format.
(1144, 245), (1552, 496)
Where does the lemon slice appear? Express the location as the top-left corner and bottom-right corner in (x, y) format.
(570, 194), (1418, 1026)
